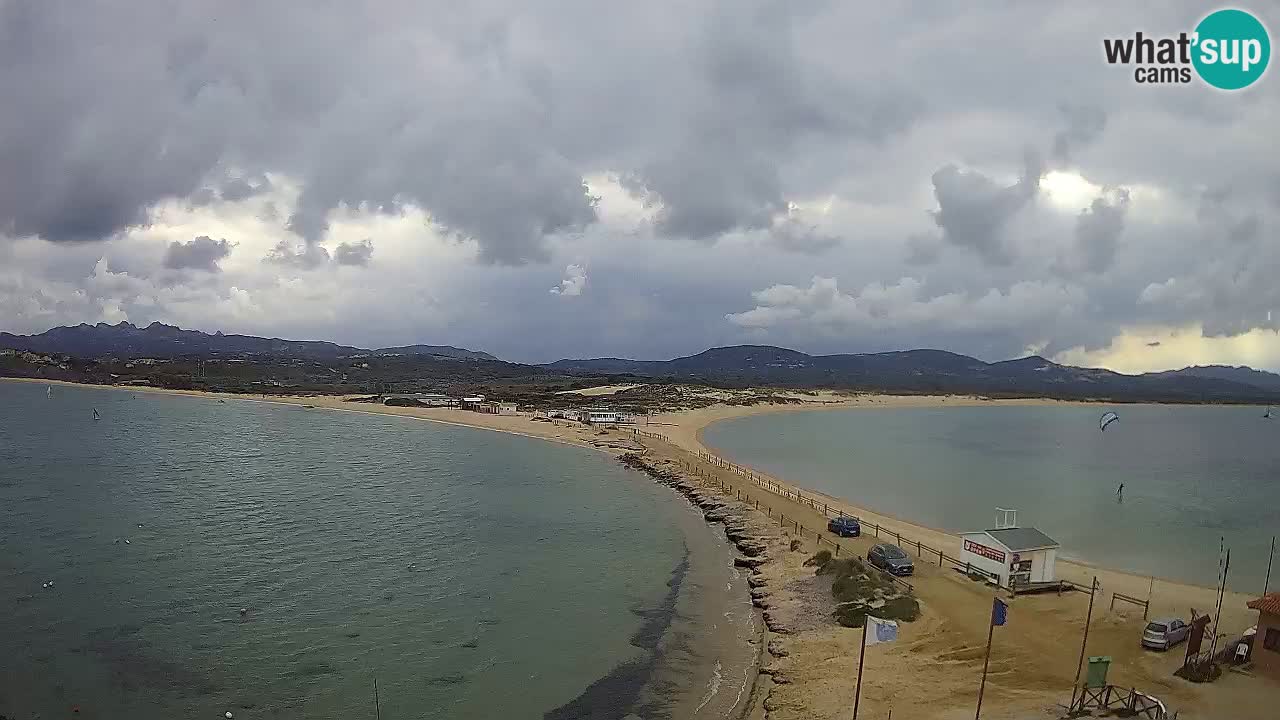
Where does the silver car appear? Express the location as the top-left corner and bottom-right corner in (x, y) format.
(1142, 618), (1190, 650)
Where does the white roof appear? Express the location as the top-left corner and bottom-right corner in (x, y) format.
(963, 527), (1059, 552)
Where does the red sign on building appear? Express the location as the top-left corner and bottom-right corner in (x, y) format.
(964, 539), (1007, 564)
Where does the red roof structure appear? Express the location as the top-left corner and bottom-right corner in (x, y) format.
(1246, 593), (1280, 615)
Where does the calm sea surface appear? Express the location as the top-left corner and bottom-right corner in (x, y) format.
(704, 403), (1280, 592)
(0, 381), (750, 719)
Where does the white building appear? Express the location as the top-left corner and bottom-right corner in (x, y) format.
(383, 393), (458, 407)
(578, 408), (626, 424)
(959, 526), (1060, 589)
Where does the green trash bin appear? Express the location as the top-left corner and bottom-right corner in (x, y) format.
(1085, 656), (1112, 688)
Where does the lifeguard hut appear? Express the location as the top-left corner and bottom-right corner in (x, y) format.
(960, 509), (1060, 590)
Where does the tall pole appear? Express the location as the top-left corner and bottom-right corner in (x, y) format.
(853, 621), (869, 719)
(1070, 576), (1098, 709)
(1209, 549), (1231, 661)
(974, 610), (997, 719)
(1265, 537), (1275, 596)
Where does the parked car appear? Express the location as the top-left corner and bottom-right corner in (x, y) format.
(1142, 618), (1191, 650)
(867, 543), (914, 576)
(827, 516), (861, 537)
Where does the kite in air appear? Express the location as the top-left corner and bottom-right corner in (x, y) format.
(1099, 411), (1119, 432)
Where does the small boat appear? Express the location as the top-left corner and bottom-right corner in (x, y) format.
(46, 385), (52, 398)
(92, 408), (100, 421)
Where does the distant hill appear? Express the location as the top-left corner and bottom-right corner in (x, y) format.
(373, 344), (498, 361)
(1153, 365), (1280, 393)
(548, 345), (1280, 403)
(0, 322), (497, 362)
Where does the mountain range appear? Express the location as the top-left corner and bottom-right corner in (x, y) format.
(5, 323), (1280, 403)
(548, 345), (1280, 403)
(0, 322), (497, 361)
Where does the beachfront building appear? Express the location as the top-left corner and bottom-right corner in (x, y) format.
(468, 401), (518, 415)
(382, 392), (458, 407)
(577, 407), (626, 424)
(460, 395), (487, 410)
(959, 526), (1060, 590)
(1246, 593), (1280, 680)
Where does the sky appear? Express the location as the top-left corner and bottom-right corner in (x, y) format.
(1, 1), (1278, 369)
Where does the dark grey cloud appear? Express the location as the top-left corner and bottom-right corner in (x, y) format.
(2, 0), (1279, 370)
(189, 176), (274, 208)
(1071, 190), (1129, 273)
(625, 2), (917, 242)
(162, 235), (233, 272)
(333, 239), (374, 267)
(930, 149), (1043, 265)
(769, 216), (840, 255)
(1052, 104), (1107, 163)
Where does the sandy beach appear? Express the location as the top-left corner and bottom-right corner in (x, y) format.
(10, 377), (1278, 718)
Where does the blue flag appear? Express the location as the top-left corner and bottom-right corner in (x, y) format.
(865, 616), (899, 645)
(992, 598), (1008, 627)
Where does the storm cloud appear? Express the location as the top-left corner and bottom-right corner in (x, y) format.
(2, 1), (1279, 371)
(163, 236), (233, 272)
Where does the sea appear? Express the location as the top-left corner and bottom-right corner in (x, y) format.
(704, 403), (1280, 593)
(0, 380), (757, 719)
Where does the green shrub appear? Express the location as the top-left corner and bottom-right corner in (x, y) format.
(804, 550), (832, 567)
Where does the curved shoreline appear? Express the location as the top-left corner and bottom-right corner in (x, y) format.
(674, 399), (1263, 631)
(11, 377), (1276, 716)
(4, 377), (767, 720)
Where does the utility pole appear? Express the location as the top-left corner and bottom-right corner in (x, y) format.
(1070, 576), (1098, 710)
(1209, 549), (1230, 662)
(852, 621), (869, 719)
(1265, 536), (1275, 596)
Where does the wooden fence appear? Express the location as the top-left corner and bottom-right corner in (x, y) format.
(681, 449), (1012, 588)
(1111, 591), (1151, 620)
(675, 455), (915, 593)
(1071, 685), (1174, 719)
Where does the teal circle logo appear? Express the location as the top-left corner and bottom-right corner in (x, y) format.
(1192, 9), (1271, 90)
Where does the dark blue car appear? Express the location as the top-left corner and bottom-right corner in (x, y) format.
(827, 516), (861, 537)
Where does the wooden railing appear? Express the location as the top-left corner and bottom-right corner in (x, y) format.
(683, 449), (1007, 587)
(1111, 591), (1151, 620)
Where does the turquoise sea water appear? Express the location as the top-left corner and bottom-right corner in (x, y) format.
(704, 404), (1280, 592)
(0, 381), (747, 719)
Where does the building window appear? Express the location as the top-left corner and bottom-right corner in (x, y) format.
(1265, 627), (1280, 652)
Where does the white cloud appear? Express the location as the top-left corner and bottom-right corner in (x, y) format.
(550, 264), (587, 297)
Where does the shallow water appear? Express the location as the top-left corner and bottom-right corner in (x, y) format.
(1, 381), (754, 719)
(704, 403), (1280, 592)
